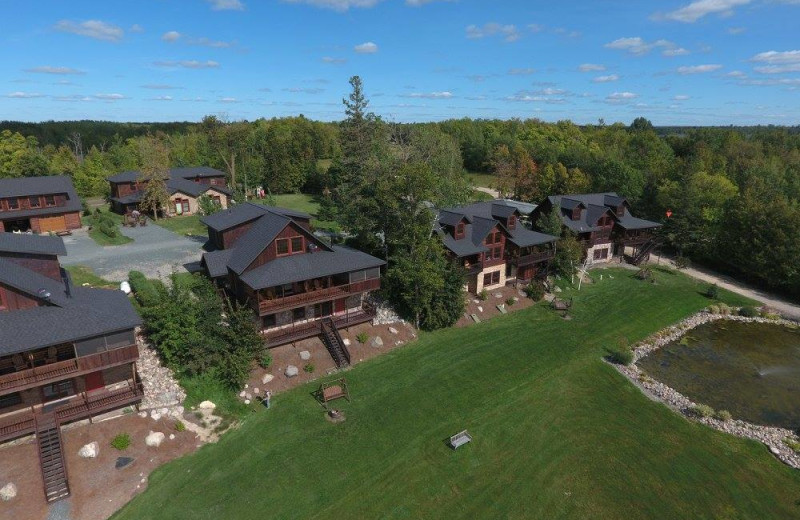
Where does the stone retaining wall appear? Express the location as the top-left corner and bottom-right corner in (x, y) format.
(613, 310), (800, 469)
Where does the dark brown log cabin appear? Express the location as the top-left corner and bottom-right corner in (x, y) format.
(435, 201), (558, 294)
(531, 192), (661, 265)
(0, 233), (142, 501)
(0, 176), (82, 234)
(200, 203), (384, 347)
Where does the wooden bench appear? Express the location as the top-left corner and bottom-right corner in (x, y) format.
(449, 430), (472, 449)
(319, 378), (350, 404)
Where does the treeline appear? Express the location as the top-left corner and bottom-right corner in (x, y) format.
(3, 92), (800, 299)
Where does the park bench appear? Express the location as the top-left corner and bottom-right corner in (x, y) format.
(319, 378), (350, 405)
(449, 430), (472, 450)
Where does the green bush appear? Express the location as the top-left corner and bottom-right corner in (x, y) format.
(705, 284), (719, 299)
(713, 409), (732, 422)
(98, 220), (118, 238)
(356, 332), (369, 344)
(674, 255), (691, 269)
(478, 289), (489, 301)
(708, 305), (720, 314)
(523, 281), (545, 302)
(111, 433), (131, 451)
(303, 363), (315, 373)
(783, 438), (800, 454)
(717, 303), (732, 315)
(609, 346), (634, 365)
(739, 306), (758, 317)
(174, 420), (186, 432)
(258, 351), (273, 369)
(690, 404), (714, 418)
(505, 297), (516, 306)
(129, 271), (161, 308)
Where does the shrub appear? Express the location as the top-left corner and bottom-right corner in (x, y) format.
(98, 221), (118, 238)
(174, 420), (186, 432)
(717, 303), (731, 315)
(110, 433), (131, 451)
(258, 351), (273, 369)
(674, 255), (691, 269)
(303, 363), (315, 373)
(690, 404), (714, 418)
(609, 346), (634, 366)
(505, 297), (515, 306)
(783, 438), (800, 454)
(713, 409), (732, 422)
(356, 332), (369, 344)
(129, 271), (161, 308)
(739, 306), (758, 317)
(708, 305), (720, 314)
(705, 284), (719, 299)
(478, 289), (489, 301)
(523, 281), (545, 302)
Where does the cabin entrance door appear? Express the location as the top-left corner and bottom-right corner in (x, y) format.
(84, 371), (105, 392)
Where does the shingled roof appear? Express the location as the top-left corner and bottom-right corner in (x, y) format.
(0, 233), (66, 256)
(107, 166), (226, 184)
(201, 202), (310, 232)
(0, 235), (141, 355)
(545, 192), (661, 233)
(0, 176), (82, 219)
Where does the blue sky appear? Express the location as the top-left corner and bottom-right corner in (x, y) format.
(1, 0), (799, 125)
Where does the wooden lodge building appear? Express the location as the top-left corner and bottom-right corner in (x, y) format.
(200, 203), (385, 367)
(0, 176), (82, 234)
(0, 233), (142, 502)
(435, 201), (559, 294)
(531, 192), (661, 266)
(108, 166), (231, 216)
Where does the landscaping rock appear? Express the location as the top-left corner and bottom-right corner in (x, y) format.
(244, 393), (252, 400)
(254, 387), (260, 394)
(477, 306), (483, 313)
(494, 292), (503, 299)
(244, 400), (251, 405)
(198, 400), (216, 411)
(299, 350), (311, 361)
(238, 390), (246, 398)
(169, 434), (175, 440)
(138, 411), (148, 418)
(261, 374), (274, 385)
(145, 431), (165, 448)
(285, 365), (299, 377)
(342, 338), (351, 346)
(115, 457), (134, 469)
(136, 331), (186, 410)
(554, 286), (562, 293)
(78, 442), (99, 459)
(0, 483), (17, 501)
(370, 336), (384, 348)
(149, 411), (162, 421)
(388, 327), (398, 335)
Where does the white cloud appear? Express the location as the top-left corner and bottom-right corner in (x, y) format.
(130, 24), (144, 33)
(677, 64), (723, 74)
(465, 95), (487, 100)
(663, 47), (690, 56)
(605, 91), (638, 104)
(725, 70), (747, 77)
(141, 84), (182, 89)
(354, 41), (378, 53)
(283, 87), (325, 94)
(402, 91), (454, 99)
(727, 26), (746, 34)
(53, 94), (93, 102)
(754, 64), (800, 73)
(654, 0), (751, 23)
(154, 60), (220, 69)
(673, 94), (691, 100)
(188, 37), (236, 48)
(508, 68), (535, 75)
(207, 0), (245, 10)
(466, 23), (520, 43)
(505, 89), (567, 103)
(750, 50), (800, 64)
(593, 74), (619, 83)
(162, 31), (181, 42)
(5, 91), (45, 99)
(54, 20), (124, 42)
(94, 93), (126, 100)
(527, 24), (545, 33)
(281, 0), (381, 11)
(579, 63), (605, 72)
(405, 0), (452, 5)
(605, 37), (680, 56)
(322, 56), (347, 64)
(25, 66), (84, 75)
(152, 95), (173, 101)
(219, 97), (238, 103)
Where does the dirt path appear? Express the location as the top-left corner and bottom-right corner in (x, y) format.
(650, 254), (800, 319)
(475, 186), (500, 198)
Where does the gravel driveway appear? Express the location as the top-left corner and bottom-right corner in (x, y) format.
(60, 225), (205, 282)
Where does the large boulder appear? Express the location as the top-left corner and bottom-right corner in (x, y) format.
(285, 365), (299, 377)
(0, 483), (17, 501)
(299, 350), (311, 361)
(78, 442), (99, 459)
(145, 431), (165, 448)
(342, 338), (351, 346)
(261, 374), (274, 385)
(370, 336), (384, 348)
(198, 401), (216, 411)
(388, 327), (399, 335)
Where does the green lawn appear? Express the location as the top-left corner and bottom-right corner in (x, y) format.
(86, 208), (133, 246)
(154, 214), (207, 237)
(468, 171), (497, 189)
(113, 268), (800, 520)
(64, 265), (118, 289)
(258, 193), (341, 232)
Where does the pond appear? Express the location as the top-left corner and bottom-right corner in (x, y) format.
(639, 321), (800, 430)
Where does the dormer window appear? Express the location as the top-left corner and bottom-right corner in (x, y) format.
(45, 195), (56, 207)
(571, 208), (581, 221)
(7, 198), (19, 210)
(455, 222), (465, 238)
(29, 196), (41, 208)
(616, 205), (625, 217)
(508, 215), (516, 230)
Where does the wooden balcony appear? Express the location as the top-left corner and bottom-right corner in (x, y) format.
(258, 278), (380, 315)
(263, 306), (376, 347)
(0, 344), (139, 397)
(482, 257), (505, 268)
(515, 250), (554, 266)
(0, 382), (143, 443)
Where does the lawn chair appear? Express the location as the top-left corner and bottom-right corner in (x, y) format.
(449, 430), (472, 450)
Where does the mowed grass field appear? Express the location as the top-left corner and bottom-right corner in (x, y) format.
(113, 268), (800, 520)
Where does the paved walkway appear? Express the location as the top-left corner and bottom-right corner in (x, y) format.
(650, 254), (800, 320)
(60, 225), (204, 282)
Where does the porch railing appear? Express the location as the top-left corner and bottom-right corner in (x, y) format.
(262, 305), (376, 347)
(515, 250), (554, 266)
(258, 278), (380, 314)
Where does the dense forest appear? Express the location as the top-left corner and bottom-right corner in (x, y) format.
(2, 83), (800, 302)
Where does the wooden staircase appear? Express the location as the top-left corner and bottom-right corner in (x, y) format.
(320, 318), (351, 369)
(34, 413), (70, 503)
(630, 238), (661, 266)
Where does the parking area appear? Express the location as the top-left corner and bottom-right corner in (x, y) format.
(60, 224), (205, 282)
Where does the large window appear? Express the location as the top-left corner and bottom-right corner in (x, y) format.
(292, 307), (306, 321)
(7, 198), (19, 210)
(29, 196), (40, 208)
(45, 195), (56, 207)
(262, 314), (276, 328)
(483, 271), (500, 287)
(276, 238), (290, 255)
(42, 380), (74, 401)
(0, 392), (22, 410)
(291, 237), (303, 253)
(508, 215), (516, 229)
(456, 222), (465, 236)
(593, 248), (609, 260)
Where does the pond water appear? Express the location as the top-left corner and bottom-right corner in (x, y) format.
(639, 321), (800, 429)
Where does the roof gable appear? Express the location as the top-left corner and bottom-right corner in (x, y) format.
(0, 233), (66, 256)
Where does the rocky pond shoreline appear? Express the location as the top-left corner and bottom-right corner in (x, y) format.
(612, 310), (800, 469)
